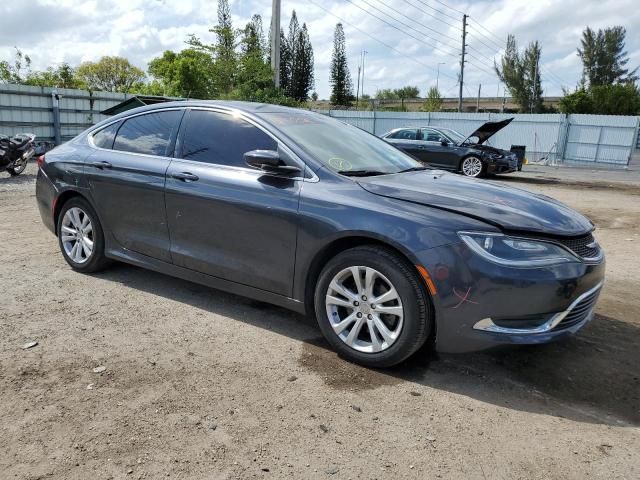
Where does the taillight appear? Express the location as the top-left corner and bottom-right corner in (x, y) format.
(36, 155), (45, 168)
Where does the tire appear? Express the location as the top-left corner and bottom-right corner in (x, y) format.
(56, 197), (110, 273)
(313, 245), (432, 368)
(7, 160), (27, 176)
(460, 156), (484, 178)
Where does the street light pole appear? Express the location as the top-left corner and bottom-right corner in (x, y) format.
(361, 50), (368, 98)
(436, 62), (445, 91)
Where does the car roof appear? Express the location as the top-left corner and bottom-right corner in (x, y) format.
(89, 100), (307, 134)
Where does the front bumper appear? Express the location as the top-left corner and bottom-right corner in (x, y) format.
(416, 242), (605, 353)
(486, 155), (518, 174)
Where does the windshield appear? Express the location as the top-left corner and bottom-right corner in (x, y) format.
(259, 112), (422, 175)
(436, 127), (467, 145)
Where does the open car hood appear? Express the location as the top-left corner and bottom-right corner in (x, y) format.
(357, 170), (593, 237)
(463, 118), (514, 145)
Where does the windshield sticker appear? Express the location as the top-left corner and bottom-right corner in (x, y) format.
(328, 157), (352, 170)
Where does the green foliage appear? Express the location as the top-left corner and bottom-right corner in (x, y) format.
(147, 49), (215, 98)
(0, 48), (31, 84)
(329, 24), (354, 106)
(188, 0), (237, 94)
(559, 84), (640, 115)
(76, 56), (145, 92)
(422, 87), (443, 112)
(279, 11), (314, 102)
(495, 35), (543, 113)
(375, 86), (420, 100)
(578, 26), (638, 87)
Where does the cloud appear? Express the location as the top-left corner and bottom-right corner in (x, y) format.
(1, 0), (639, 99)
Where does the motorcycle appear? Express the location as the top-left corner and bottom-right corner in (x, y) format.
(0, 133), (37, 176)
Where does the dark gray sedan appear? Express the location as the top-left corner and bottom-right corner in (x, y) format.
(382, 119), (519, 177)
(36, 101), (604, 367)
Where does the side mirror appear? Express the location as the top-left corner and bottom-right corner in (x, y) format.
(441, 140), (450, 147)
(244, 150), (301, 175)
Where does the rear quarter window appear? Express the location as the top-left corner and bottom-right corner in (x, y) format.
(112, 110), (181, 156)
(92, 122), (120, 149)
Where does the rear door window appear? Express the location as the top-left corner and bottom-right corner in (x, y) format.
(389, 129), (417, 140)
(113, 110), (181, 156)
(180, 109), (277, 168)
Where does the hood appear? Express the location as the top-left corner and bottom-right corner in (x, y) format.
(357, 171), (593, 237)
(463, 118), (514, 145)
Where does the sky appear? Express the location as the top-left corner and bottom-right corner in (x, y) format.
(1, 0), (639, 99)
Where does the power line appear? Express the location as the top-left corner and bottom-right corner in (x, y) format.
(343, 0), (460, 60)
(362, 0), (458, 47)
(431, 0), (466, 16)
(400, 0), (461, 29)
(306, 0), (457, 80)
(369, 0), (459, 44)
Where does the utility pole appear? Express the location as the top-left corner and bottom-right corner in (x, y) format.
(476, 84), (481, 112)
(458, 14), (467, 112)
(270, 0), (281, 89)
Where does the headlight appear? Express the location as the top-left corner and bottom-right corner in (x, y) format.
(459, 232), (578, 267)
(487, 152), (504, 160)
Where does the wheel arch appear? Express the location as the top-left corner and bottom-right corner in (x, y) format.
(53, 190), (92, 235)
(302, 233), (426, 314)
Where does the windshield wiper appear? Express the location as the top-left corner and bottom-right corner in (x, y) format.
(338, 169), (390, 177)
(397, 166), (430, 173)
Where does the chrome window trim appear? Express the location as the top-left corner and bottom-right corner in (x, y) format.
(87, 105), (318, 183)
(473, 281), (604, 334)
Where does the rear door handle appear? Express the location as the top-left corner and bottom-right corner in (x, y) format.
(171, 172), (199, 182)
(91, 161), (112, 169)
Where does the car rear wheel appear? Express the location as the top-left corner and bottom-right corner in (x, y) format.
(314, 245), (432, 367)
(57, 197), (110, 273)
(461, 156), (484, 177)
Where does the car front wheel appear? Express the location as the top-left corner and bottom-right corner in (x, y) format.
(314, 245), (432, 367)
(461, 156), (484, 177)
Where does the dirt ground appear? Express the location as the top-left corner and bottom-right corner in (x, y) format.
(1, 163), (639, 480)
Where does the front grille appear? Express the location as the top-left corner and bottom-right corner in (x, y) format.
(554, 287), (601, 330)
(556, 233), (600, 259)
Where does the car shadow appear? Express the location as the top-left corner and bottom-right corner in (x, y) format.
(96, 262), (639, 427)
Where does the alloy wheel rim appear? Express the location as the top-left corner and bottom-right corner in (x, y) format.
(463, 157), (482, 177)
(325, 266), (404, 353)
(61, 207), (94, 264)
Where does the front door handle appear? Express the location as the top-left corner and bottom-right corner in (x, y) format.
(171, 172), (199, 182)
(91, 161), (112, 169)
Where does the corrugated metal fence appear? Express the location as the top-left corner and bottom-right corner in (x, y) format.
(0, 84), (130, 143)
(0, 84), (638, 166)
(315, 110), (640, 167)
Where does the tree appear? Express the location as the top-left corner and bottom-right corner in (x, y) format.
(76, 56), (144, 92)
(188, 0), (237, 94)
(329, 24), (353, 106)
(147, 49), (216, 98)
(0, 48), (31, 84)
(495, 34), (543, 112)
(279, 11), (314, 101)
(559, 84), (640, 115)
(422, 87), (443, 111)
(577, 26), (638, 87)
(234, 15), (275, 101)
(24, 63), (84, 89)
